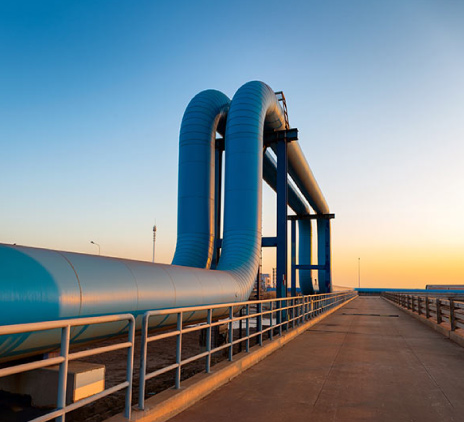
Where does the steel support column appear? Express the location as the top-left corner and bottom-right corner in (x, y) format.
(291, 219), (297, 297)
(317, 219), (332, 293)
(276, 138), (288, 298)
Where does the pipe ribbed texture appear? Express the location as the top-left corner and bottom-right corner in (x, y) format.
(216, 82), (285, 298)
(172, 90), (230, 269)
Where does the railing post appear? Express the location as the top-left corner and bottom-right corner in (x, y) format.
(449, 299), (456, 331)
(417, 296), (421, 315)
(139, 313), (149, 410)
(436, 299), (442, 324)
(425, 297), (430, 319)
(258, 303), (263, 346)
(228, 306), (234, 361)
(246, 304), (250, 352)
(125, 317), (135, 419)
(300, 298), (304, 324)
(175, 312), (182, 389)
(57, 325), (71, 422)
(206, 308), (212, 373)
(291, 299), (295, 329)
(269, 301), (274, 341)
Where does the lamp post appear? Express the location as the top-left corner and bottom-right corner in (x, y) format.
(90, 241), (101, 255)
(152, 225), (157, 263)
(358, 257), (361, 289)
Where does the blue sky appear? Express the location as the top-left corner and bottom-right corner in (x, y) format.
(1, 0), (463, 288)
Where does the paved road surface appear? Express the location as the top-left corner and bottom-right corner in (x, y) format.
(170, 296), (464, 422)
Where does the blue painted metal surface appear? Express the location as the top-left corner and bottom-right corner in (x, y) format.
(277, 141), (329, 215)
(298, 219), (315, 295)
(216, 81), (285, 295)
(263, 151), (319, 295)
(0, 81), (330, 361)
(276, 138), (288, 298)
(262, 150), (310, 216)
(317, 219), (332, 293)
(172, 89), (230, 269)
(291, 220), (297, 297)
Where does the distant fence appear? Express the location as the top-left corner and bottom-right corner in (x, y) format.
(383, 292), (464, 332)
(357, 287), (464, 296)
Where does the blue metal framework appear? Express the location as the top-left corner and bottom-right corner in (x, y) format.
(213, 127), (334, 298)
(288, 214), (335, 295)
(276, 134), (289, 298)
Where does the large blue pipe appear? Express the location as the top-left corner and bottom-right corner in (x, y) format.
(216, 82), (285, 293)
(172, 90), (230, 269)
(0, 81), (327, 361)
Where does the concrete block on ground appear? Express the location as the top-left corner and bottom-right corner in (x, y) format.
(0, 361), (105, 407)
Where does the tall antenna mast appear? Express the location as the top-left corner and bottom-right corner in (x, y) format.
(152, 223), (157, 263)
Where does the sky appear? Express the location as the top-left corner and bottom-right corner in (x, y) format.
(1, 0), (463, 289)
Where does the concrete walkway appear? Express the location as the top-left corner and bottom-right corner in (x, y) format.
(169, 297), (464, 422)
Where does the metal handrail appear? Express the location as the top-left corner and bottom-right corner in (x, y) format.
(0, 314), (135, 422)
(383, 292), (464, 332)
(0, 291), (356, 419)
(138, 290), (357, 409)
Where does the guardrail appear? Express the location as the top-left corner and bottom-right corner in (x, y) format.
(0, 314), (135, 422)
(138, 290), (356, 410)
(0, 290), (356, 421)
(383, 292), (464, 331)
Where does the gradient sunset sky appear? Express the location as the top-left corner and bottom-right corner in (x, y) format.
(1, 0), (463, 289)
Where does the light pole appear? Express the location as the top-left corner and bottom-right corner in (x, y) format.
(90, 241), (100, 255)
(152, 225), (157, 263)
(358, 257), (361, 289)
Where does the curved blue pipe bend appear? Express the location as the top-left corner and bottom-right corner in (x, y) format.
(0, 81), (290, 361)
(172, 89), (230, 269)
